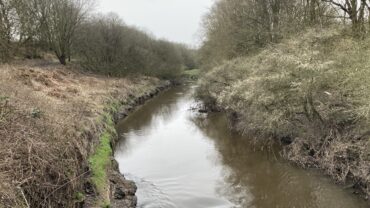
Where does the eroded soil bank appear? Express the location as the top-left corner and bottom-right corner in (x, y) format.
(0, 60), (170, 207)
(114, 85), (368, 208)
(196, 29), (370, 202)
(197, 92), (370, 203)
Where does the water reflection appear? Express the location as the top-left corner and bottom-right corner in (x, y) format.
(116, 87), (183, 154)
(191, 113), (368, 208)
(115, 85), (367, 208)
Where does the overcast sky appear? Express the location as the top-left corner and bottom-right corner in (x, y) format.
(98, 0), (214, 47)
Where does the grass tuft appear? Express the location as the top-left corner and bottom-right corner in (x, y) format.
(88, 112), (117, 206)
(74, 192), (85, 202)
(89, 130), (113, 193)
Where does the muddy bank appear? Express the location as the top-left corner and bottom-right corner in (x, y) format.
(83, 81), (172, 208)
(197, 102), (370, 202)
(195, 30), (370, 202)
(109, 81), (172, 208)
(113, 82), (173, 123)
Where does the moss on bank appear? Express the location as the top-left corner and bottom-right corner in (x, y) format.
(87, 83), (171, 207)
(89, 131), (114, 205)
(88, 110), (119, 207)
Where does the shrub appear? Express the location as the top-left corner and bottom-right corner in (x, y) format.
(73, 14), (194, 78)
(197, 28), (370, 195)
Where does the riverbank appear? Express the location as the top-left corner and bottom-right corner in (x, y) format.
(0, 60), (170, 207)
(196, 28), (370, 201)
(114, 84), (368, 207)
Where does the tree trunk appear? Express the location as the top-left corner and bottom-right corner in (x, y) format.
(271, 0), (280, 42)
(351, 17), (365, 38)
(309, 0), (317, 24)
(349, 0), (366, 38)
(57, 54), (67, 65)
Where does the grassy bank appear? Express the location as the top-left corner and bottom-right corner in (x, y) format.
(88, 113), (115, 207)
(197, 28), (370, 199)
(181, 69), (201, 81)
(0, 60), (169, 207)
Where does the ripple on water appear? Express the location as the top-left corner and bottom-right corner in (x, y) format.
(115, 86), (368, 208)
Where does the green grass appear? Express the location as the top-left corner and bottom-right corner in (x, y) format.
(74, 192), (85, 202)
(105, 99), (121, 114)
(182, 69), (201, 80)
(89, 130), (112, 193)
(101, 200), (111, 208)
(87, 89), (158, 206)
(0, 96), (9, 101)
(88, 112), (116, 207)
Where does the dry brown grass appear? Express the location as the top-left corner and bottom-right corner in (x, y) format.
(0, 60), (163, 207)
(197, 27), (370, 199)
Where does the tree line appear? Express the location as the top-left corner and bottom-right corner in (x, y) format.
(200, 0), (370, 69)
(0, 0), (197, 78)
(74, 13), (197, 77)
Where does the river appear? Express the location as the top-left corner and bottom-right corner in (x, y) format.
(114, 85), (367, 208)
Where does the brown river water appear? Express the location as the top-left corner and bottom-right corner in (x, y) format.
(115, 85), (368, 208)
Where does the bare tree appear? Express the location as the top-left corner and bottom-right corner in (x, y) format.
(37, 0), (91, 65)
(323, 0), (367, 35)
(0, 0), (15, 61)
(73, 13), (191, 77)
(199, 0), (333, 69)
(362, 0), (370, 28)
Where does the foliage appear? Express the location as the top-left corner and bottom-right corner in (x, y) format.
(197, 28), (370, 196)
(74, 14), (195, 78)
(74, 192), (85, 202)
(182, 69), (201, 80)
(200, 28), (364, 136)
(199, 0), (370, 69)
(0, 1), (196, 78)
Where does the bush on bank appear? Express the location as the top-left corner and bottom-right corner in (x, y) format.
(197, 28), (370, 197)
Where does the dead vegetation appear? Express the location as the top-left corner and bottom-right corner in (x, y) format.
(197, 28), (370, 199)
(0, 60), (164, 207)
